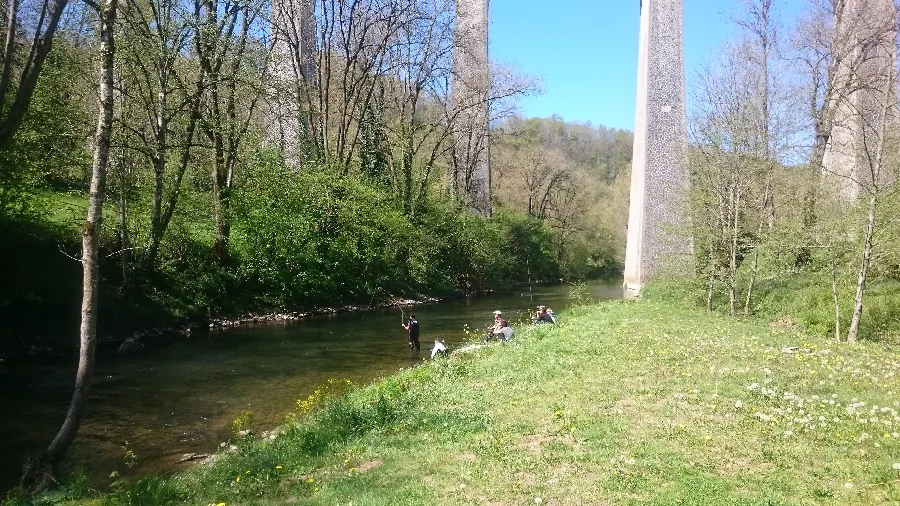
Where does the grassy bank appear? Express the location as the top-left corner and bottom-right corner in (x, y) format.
(10, 297), (900, 505)
(643, 275), (900, 344)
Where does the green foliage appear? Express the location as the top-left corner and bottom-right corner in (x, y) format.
(650, 269), (900, 342)
(0, 38), (91, 223)
(641, 277), (708, 306)
(492, 211), (559, 282)
(235, 161), (416, 304)
(106, 475), (183, 506)
(231, 411), (255, 437)
(751, 274), (900, 342)
(234, 156), (562, 306)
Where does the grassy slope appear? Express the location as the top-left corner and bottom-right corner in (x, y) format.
(17, 299), (900, 505)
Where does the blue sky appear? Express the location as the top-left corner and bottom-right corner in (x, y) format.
(489, 0), (800, 132)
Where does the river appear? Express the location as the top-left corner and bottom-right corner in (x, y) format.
(0, 281), (622, 493)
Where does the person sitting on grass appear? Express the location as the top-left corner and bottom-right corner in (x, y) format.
(486, 310), (514, 342)
(533, 306), (555, 324)
(546, 307), (557, 324)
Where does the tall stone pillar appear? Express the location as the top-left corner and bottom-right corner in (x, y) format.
(623, 0), (691, 294)
(267, 0), (316, 168)
(822, 0), (897, 200)
(451, 0), (491, 217)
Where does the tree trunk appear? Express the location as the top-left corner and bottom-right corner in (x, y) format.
(743, 248), (759, 315)
(146, 80), (168, 266)
(831, 253), (841, 341)
(116, 148), (130, 287)
(0, 0), (20, 110)
(847, 192), (877, 343)
(846, 52), (894, 343)
(20, 0), (116, 490)
(728, 185), (740, 316)
(706, 242), (715, 311)
(0, 0), (68, 150)
(744, 179), (772, 315)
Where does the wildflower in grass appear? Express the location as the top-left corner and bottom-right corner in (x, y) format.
(275, 465), (282, 470)
(844, 482), (854, 489)
(734, 400), (743, 409)
(892, 463), (900, 470)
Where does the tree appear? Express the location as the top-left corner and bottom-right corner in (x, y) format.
(116, 0), (204, 268)
(20, 0), (117, 490)
(0, 0), (69, 150)
(689, 40), (775, 315)
(194, 0), (269, 262)
(794, 0), (898, 234)
(843, 20), (899, 343)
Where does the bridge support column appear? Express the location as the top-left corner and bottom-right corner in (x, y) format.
(623, 0), (692, 294)
(451, 0), (491, 217)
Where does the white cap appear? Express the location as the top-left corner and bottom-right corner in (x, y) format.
(493, 310), (502, 315)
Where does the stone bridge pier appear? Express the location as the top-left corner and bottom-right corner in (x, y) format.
(623, 0), (692, 294)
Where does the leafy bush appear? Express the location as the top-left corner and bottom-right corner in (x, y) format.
(235, 165), (415, 305)
(234, 159), (563, 305)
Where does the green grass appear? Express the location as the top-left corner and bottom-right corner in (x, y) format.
(11, 298), (900, 505)
(643, 274), (900, 344)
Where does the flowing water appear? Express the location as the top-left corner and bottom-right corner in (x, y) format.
(0, 281), (622, 493)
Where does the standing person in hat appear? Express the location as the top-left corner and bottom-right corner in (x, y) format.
(402, 313), (420, 350)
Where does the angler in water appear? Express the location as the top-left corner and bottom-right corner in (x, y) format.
(402, 313), (420, 351)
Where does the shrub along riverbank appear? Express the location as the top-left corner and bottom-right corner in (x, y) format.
(10, 295), (900, 505)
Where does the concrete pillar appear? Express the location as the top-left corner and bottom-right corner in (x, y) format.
(267, 0), (316, 168)
(451, 0), (491, 217)
(623, 0), (691, 294)
(822, 0), (897, 200)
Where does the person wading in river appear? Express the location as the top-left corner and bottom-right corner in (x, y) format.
(402, 313), (420, 350)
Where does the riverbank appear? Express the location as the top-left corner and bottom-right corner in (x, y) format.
(10, 296), (900, 505)
(0, 184), (587, 363)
